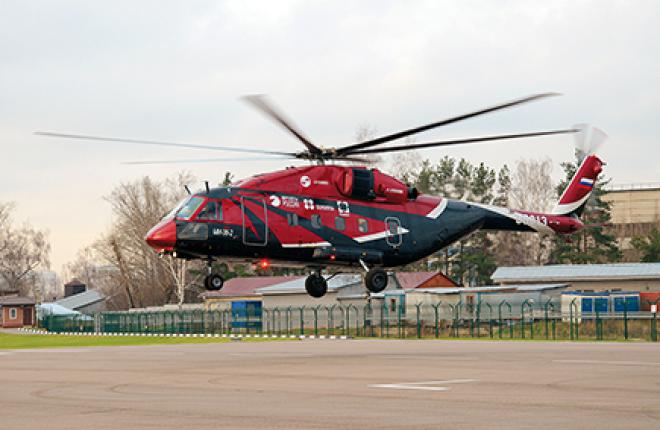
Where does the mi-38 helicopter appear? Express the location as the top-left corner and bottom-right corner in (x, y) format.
(37, 93), (604, 298)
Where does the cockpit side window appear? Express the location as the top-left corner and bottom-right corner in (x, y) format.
(197, 200), (223, 221)
(176, 196), (204, 220)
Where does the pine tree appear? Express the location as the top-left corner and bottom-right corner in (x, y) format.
(549, 160), (621, 264)
(631, 228), (660, 262)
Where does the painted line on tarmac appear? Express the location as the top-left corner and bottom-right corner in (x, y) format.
(554, 359), (660, 367)
(369, 378), (478, 392)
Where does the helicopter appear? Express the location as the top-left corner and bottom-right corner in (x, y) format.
(36, 93), (604, 298)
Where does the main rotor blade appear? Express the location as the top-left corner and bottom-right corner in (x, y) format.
(34, 131), (295, 156)
(243, 95), (322, 155)
(122, 156), (297, 165)
(348, 129), (578, 155)
(336, 93), (560, 155)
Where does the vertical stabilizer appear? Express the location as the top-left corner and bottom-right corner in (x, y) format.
(551, 155), (603, 217)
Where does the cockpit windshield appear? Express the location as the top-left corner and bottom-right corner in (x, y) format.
(175, 196), (205, 220)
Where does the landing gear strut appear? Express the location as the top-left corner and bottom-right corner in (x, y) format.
(364, 268), (388, 293)
(305, 272), (328, 298)
(203, 258), (224, 291)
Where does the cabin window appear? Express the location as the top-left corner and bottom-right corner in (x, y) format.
(358, 218), (369, 233)
(9, 308), (17, 320)
(335, 216), (346, 231)
(197, 200), (222, 221)
(176, 196), (204, 220)
(287, 213), (299, 226)
(311, 214), (322, 229)
(387, 219), (399, 235)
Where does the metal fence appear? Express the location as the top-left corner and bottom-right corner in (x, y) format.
(39, 298), (660, 342)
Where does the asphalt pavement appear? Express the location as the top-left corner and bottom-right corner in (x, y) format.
(1, 339), (659, 429)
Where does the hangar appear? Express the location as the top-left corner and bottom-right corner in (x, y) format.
(492, 263), (660, 292)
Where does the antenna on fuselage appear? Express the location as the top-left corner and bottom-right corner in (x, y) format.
(184, 185), (191, 195)
(204, 181), (210, 193)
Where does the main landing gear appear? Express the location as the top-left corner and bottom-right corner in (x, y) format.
(305, 272), (327, 298)
(203, 259), (224, 291)
(364, 268), (388, 293)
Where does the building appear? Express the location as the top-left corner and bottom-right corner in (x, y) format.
(64, 279), (87, 297)
(201, 276), (303, 311)
(55, 290), (106, 314)
(0, 296), (36, 328)
(603, 183), (660, 260)
(492, 263), (660, 292)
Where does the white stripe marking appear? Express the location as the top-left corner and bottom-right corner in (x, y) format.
(426, 199), (448, 218)
(554, 359), (660, 367)
(281, 241), (331, 248)
(354, 227), (409, 243)
(369, 378), (478, 391)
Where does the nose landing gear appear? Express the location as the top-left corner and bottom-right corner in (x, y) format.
(203, 258), (224, 291)
(204, 273), (224, 291)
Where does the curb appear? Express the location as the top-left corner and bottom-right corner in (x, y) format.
(16, 327), (350, 340)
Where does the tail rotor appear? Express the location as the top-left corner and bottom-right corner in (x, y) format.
(574, 124), (607, 163)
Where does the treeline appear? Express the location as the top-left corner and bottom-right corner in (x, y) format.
(388, 155), (623, 285)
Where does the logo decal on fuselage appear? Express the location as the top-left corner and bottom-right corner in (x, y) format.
(300, 176), (311, 187)
(337, 200), (350, 216)
(269, 195), (281, 207)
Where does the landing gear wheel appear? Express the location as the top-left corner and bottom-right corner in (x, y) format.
(305, 274), (328, 298)
(365, 269), (388, 293)
(204, 274), (224, 291)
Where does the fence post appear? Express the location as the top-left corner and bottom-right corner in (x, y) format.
(328, 305), (336, 336)
(485, 303), (493, 339)
(447, 304), (456, 337)
(363, 303), (372, 337)
(651, 299), (658, 342)
(570, 298), (578, 341)
(623, 298), (629, 340)
(475, 300), (483, 338)
(396, 300), (403, 338)
(415, 303), (422, 338)
(521, 299), (533, 339)
(339, 305), (351, 336)
(382, 302), (389, 338)
(312, 306), (319, 337)
(432, 303), (440, 338)
(351, 305), (359, 337)
(299, 306), (305, 336)
(339, 306), (347, 337)
(498, 301), (504, 339)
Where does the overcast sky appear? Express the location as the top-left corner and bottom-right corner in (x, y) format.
(1, 1), (658, 273)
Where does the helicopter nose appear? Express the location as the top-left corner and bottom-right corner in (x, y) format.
(145, 220), (176, 251)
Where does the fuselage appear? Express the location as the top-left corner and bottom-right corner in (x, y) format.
(146, 164), (585, 269)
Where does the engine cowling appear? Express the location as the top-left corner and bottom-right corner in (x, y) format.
(337, 168), (414, 204)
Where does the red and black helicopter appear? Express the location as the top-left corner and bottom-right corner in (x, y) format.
(37, 93), (604, 298)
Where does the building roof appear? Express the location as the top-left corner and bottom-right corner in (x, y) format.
(202, 276), (304, 299)
(394, 271), (459, 290)
(492, 263), (660, 283)
(64, 278), (86, 287)
(56, 290), (105, 310)
(258, 274), (363, 295)
(39, 303), (82, 315)
(0, 296), (35, 306)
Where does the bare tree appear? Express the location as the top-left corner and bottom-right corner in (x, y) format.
(0, 202), (51, 296)
(495, 158), (555, 266)
(89, 172), (203, 309)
